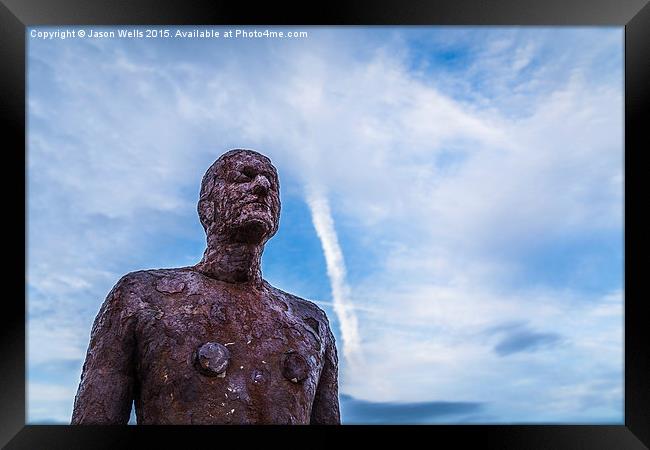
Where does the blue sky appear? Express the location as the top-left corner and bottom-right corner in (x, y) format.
(27, 26), (623, 424)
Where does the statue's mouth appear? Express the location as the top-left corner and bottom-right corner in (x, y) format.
(232, 219), (269, 244)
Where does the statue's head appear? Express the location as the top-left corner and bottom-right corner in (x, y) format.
(198, 149), (281, 245)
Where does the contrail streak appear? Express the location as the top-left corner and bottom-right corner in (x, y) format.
(305, 185), (362, 366)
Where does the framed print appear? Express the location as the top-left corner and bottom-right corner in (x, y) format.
(2, 0), (648, 447)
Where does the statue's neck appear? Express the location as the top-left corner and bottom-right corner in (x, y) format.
(195, 233), (264, 286)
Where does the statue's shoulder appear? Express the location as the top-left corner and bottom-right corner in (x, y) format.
(114, 269), (157, 286)
(107, 267), (198, 305)
(263, 281), (334, 334)
(115, 267), (198, 288)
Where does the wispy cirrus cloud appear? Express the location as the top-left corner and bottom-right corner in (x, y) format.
(305, 185), (363, 367)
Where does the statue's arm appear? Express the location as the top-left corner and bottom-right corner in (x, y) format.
(71, 276), (138, 424)
(310, 322), (341, 424)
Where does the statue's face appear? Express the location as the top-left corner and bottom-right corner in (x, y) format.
(203, 152), (281, 244)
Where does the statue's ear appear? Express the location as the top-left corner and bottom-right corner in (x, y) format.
(198, 199), (215, 230)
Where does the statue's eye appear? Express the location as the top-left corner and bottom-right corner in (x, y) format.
(242, 167), (256, 178)
(232, 171), (252, 183)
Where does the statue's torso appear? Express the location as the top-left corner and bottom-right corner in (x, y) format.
(125, 268), (326, 424)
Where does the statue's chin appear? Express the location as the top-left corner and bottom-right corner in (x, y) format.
(232, 219), (269, 244)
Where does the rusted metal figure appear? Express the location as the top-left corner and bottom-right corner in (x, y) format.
(71, 149), (340, 424)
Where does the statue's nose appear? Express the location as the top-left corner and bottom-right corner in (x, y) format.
(252, 174), (270, 195)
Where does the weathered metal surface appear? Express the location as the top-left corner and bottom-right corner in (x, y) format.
(71, 149), (340, 425)
(196, 342), (230, 376)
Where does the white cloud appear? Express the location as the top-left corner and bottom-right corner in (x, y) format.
(305, 185), (363, 366)
(28, 382), (77, 423)
(28, 316), (88, 366)
(512, 42), (535, 72)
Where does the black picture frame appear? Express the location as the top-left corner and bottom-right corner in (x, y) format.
(2, 0), (648, 448)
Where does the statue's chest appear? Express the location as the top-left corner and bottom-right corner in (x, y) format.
(134, 288), (325, 410)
